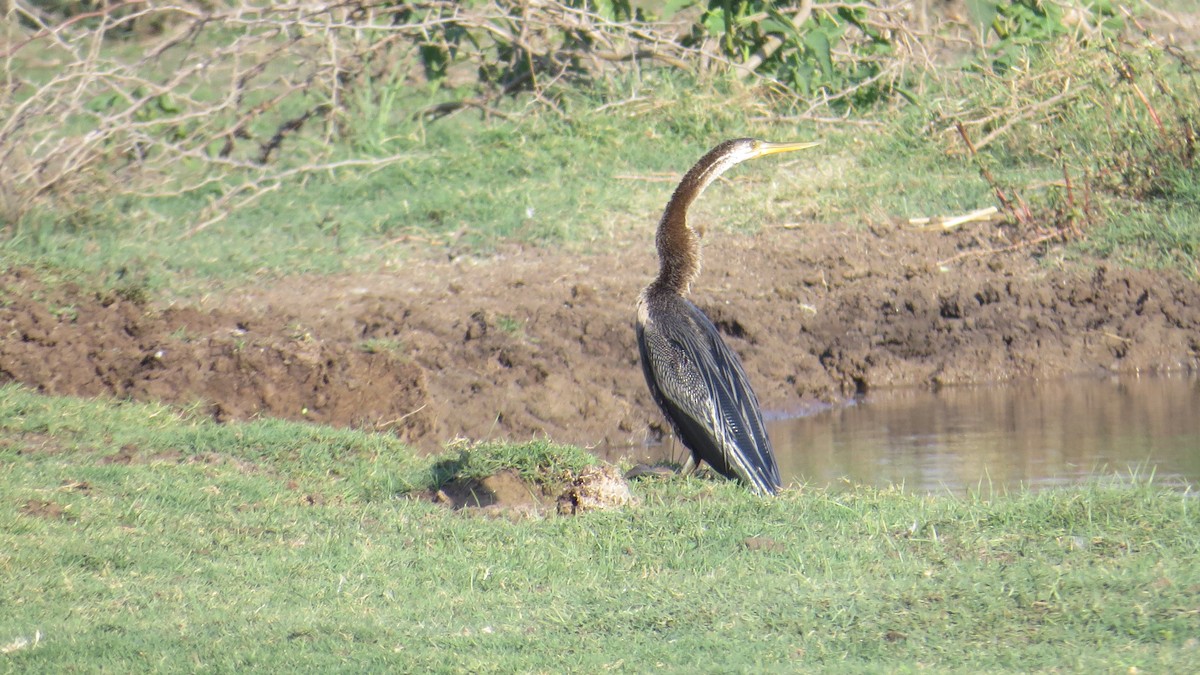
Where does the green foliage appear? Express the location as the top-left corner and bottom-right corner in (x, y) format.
(3, 70), (807, 292)
(967, 0), (1123, 72)
(400, 0), (636, 99)
(86, 85), (193, 143)
(1094, 45), (1200, 208)
(344, 72), (408, 155)
(390, 1), (475, 83)
(691, 1), (896, 106)
(573, 0), (636, 21)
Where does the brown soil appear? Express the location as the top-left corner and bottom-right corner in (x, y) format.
(3, 221), (1199, 455)
(20, 499), (73, 521)
(423, 468), (549, 515)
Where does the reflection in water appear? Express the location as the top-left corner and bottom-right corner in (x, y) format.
(767, 376), (1200, 494)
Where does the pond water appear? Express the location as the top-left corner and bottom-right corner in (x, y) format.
(634, 376), (1200, 495)
(769, 376), (1200, 494)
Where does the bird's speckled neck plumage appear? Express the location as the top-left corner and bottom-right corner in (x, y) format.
(650, 139), (754, 296)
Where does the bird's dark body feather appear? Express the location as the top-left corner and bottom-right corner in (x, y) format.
(637, 290), (781, 495)
(636, 138), (815, 495)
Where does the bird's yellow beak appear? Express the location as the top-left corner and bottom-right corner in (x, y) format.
(752, 140), (823, 159)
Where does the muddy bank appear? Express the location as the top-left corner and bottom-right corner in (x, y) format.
(2, 220), (1198, 452)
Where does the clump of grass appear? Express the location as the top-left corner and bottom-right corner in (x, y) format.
(430, 438), (599, 488)
(358, 338), (404, 355)
(494, 314), (523, 336)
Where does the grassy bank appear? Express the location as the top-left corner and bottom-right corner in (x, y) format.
(2, 386), (1198, 671)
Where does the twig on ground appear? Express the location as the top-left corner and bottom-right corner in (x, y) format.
(909, 206), (999, 230)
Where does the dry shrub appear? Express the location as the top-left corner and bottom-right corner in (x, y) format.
(1, 1), (952, 233)
(937, 18), (1199, 252)
(0, 1), (706, 232)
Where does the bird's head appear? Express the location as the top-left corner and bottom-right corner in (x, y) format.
(684, 138), (822, 195)
(719, 138), (824, 166)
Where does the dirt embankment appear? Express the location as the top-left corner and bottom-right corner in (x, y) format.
(3, 220), (1198, 452)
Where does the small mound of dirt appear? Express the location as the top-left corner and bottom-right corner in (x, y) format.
(743, 536), (785, 553)
(19, 499), (73, 521)
(429, 469), (546, 513)
(557, 465), (638, 514)
(414, 464), (637, 516)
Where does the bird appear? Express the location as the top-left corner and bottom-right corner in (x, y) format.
(636, 138), (820, 495)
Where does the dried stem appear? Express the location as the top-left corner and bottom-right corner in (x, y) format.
(955, 121), (1029, 227)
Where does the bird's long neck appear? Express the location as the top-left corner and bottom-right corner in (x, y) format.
(652, 143), (741, 295)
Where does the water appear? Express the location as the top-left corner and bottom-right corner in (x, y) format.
(766, 376), (1200, 494)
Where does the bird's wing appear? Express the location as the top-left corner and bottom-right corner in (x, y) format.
(638, 300), (782, 494)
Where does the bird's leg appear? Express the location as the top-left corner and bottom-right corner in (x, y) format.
(672, 437), (697, 477)
(678, 454), (698, 477)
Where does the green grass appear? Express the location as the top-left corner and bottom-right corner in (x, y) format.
(2, 385), (1198, 671)
(432, 438), (598, 485)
